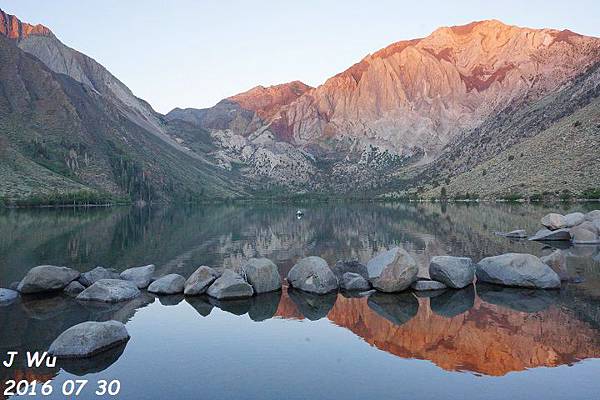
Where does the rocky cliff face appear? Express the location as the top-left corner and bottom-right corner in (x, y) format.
(0, 9), (52, 40)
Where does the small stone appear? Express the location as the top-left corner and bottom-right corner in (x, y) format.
(411, 279), (447, 291)
(331, 260), (369, 281)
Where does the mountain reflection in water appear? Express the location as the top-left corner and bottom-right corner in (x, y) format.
(1, 202), (600, 395)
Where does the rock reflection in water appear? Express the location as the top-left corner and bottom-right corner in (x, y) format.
(58, 342), (128, 376)
(287, 288), (337, 321)
(477, 284), (559, 313)
(367, 292), (419, 325)
(158, 294), (185, 307)
(208, 297), (252, 316)
(430, 286), (475, 318)
(185, 296), (214, 317)
(249, 291), (281, 321)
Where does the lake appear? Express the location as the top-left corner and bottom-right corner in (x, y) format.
(1, 202), (600, 399)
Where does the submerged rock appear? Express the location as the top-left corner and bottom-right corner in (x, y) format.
(79, 267), (120, 287)
(64, 281), (86, 297)
(18, 265), (80, 294)
(541, 213), (567, 230)
(430, 286), (475, 317)
(184, 266), (219, 296)
(564, 212), (585, 227)
(367, 247), (418, 293)
(148, 274), (186, 295)
(429, 256), (474, 289)
(340, 272), (371, 291)
(287, 256), (338, 294)
(331, 260), (369, 281)
(207, 270), (254, 300)
(0, 288), (18, 305)
(77, 279), (140, 303)
(241, 258), (281, 294)
(529, 228), (571, 241)
(120, 264), (155, 289)
(49, 320), (130, 358)
(476, 253), (561, 289)
(367, 292), (419, 325)
(411, 279), (447, 291)
(496, 230), (527, 238)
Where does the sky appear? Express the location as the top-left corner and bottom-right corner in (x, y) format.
(2, 0), (599, 113)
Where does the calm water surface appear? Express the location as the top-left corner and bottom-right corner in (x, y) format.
(1, 203), (600, 399)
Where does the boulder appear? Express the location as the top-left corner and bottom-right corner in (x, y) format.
(207, 270), (254, 300)
(287, 256), (338, 294)
(564, 212), (585, 227)
(79, 267), (120, 287)
(476, 253), (561, 289)
(184, 266), (218, 296)
(241, 258), (281, 294)
(49, 321), (130, 358)
(77, 279), (140, 303)
(576, 220), (599, 235)
(528, 228), (571, 241)
(147, 274), (185, 295)
(120, 264), (155, 289)
(411, 279), (447, 291)
(340, 272), (371, 291)
(429, 256), (474, 289)
(540, 250), (569, 281)
(17, 265), (80, 294)
(541, 213), (567, 230)
(64, 281), (86, 296)
(331, 260), (369, 281)
(570, 226), (600, 244)
(585, 210), (600, 221)
(496, 230), (527, 238)
(366, 247), (418, 293)
(0, 288), (18, 305)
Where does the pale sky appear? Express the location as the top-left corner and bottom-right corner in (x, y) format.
(2, 0), (599, 113)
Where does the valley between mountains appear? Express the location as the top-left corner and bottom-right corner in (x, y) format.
(1, 9), (599, 204)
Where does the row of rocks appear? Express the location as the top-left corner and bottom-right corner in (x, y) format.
(530, 210), (600, 244)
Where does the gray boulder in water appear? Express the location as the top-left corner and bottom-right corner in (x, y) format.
(331, 260), (369, 281)
(79, 267), (120, 287)
(411, 279), (447, 291)
(570, 226), (600, 244)
(49, 321), (130, 358)
(0, 288), (18, 305)
(340, 272), (371, 291)
(148, 274), (186, 295)
(541, 213), (567, 230)
(429, 256), (474, 289)
(287, 256), (338, 294)
(17, 265), (80, 294)
(585, 210), (600, 221)
(241, 258), (281, 294)
(184, 266), (219, 296)
(564, 212), (585, 227)
(476, 253), (561, 289)
(528, 228), (571, 241)
(540, 249), (569, 281)
(366, 247), (418, 293)
(77, 279), (140, 303)
(207, 270), (254, 300)
(120, 264), (155, 289)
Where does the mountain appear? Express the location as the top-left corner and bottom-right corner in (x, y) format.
(168, 20), (600, 197)
(0, 9), (246, 204)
